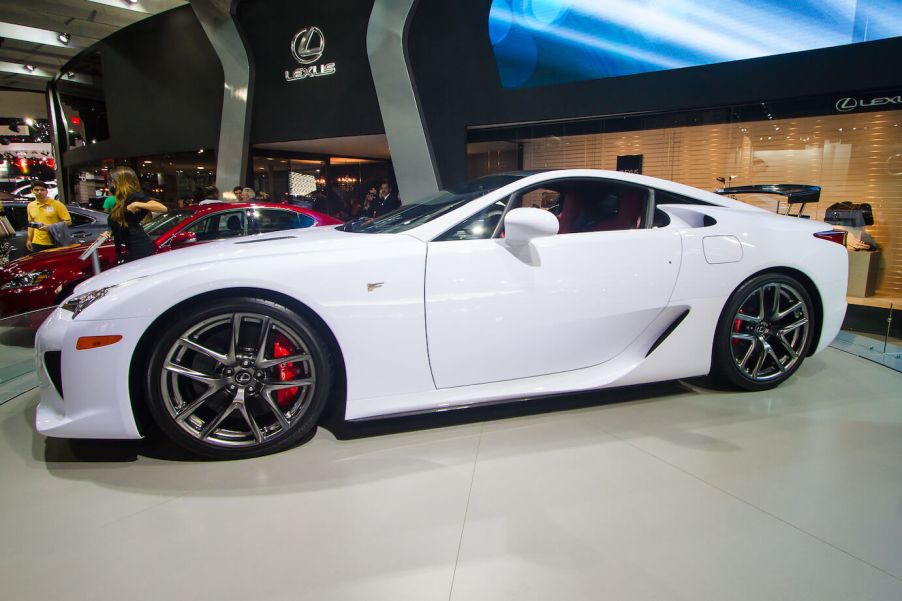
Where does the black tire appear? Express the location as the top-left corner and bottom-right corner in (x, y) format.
(145, 297), (332, 459)
(711, 273), (815, 391)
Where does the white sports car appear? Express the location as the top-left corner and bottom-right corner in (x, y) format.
(34, 170), (848, 459)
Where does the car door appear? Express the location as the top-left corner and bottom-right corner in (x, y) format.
(186, 209), (247, 241)
(424, 178), (682, 389)
(5, 205), (29, 260)
(68, 211), (100, 244)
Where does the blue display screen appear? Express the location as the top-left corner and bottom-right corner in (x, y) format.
(489, 0), (902, 88)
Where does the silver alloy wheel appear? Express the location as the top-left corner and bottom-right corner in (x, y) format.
(160, 312), (316, 447)
(730, 282), (810, 382)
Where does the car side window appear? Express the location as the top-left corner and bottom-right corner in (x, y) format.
(186, 210), (246, 241)
(544, 180), (649, 235)
(70, 212), (94, 226)
(5, 206), (28, 230)
(250, 209), (313, 234)
(654, 189), (713, 206)
(435, 199), (509, 241)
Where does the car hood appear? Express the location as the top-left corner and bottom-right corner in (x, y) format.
(74, 227), (410, 294)
(1, 242), (101, 276)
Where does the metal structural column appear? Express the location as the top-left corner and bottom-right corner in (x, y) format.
(367, 0), (440, 202)
(190, 0), (252, 193)
(46, 80), (69, 204)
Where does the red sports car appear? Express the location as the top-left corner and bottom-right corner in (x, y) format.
(0, 202), (341, 318)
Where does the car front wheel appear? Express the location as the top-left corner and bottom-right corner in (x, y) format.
(145, 297), (332, 459)
(712, 273), (815, 391)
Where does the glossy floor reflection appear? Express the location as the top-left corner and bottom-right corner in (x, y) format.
(0, 348), (900, 600)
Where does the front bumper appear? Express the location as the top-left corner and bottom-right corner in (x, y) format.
(35, 307), (148, 439)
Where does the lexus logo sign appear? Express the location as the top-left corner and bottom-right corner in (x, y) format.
(285, 26), (336, 82)
(836, 94), (901, 112)
(835, 98), (858, 112)
(291, 27), (325, 65)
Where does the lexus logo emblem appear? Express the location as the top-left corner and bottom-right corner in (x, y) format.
(836, 97), (857, 112)
(291, 27), (325, 65)
(235, 372), (252, 385)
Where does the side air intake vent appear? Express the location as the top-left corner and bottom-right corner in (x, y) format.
(646, 309), (690, 357)
(44, 351), (63, 398)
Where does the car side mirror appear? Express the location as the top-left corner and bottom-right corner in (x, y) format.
(170, 230), (198, 249)
(503, 207), (559, 244)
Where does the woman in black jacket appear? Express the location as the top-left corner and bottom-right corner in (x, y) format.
(103, 167), (167, 262)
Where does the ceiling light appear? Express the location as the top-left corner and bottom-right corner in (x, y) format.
(23, 64), (35, 72)
(24, 118), (34, 126)
(58, 32), (71, 44)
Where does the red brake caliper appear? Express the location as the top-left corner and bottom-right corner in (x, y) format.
(272, 333), (301, 408)
(732, 314), (743, 345)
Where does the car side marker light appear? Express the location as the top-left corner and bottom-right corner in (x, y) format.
(76, 335), (123, 350)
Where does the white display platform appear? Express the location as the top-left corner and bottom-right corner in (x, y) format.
(0, 348), (900, 600)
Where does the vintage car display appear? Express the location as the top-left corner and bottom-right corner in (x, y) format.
(33, 170), (848, 459)
(0, 202), (340, 318)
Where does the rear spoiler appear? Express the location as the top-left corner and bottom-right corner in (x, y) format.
(714, 184), (820, 216)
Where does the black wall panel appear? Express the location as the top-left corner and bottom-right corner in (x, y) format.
(238, 0), (384, 145)
(62, 6), (223, 168)
(408, 0), (902, 187)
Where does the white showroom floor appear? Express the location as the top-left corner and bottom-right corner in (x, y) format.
(1, 347), (900, 601)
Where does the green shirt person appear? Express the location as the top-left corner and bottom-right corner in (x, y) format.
(102, 195), (116, 212)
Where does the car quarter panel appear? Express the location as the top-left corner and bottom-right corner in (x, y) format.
(666, 206), (848, 351)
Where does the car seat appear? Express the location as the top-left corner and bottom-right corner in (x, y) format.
(556, 192), (584, 235)
(226, 215), (242, 236)
(590, 189), (645, 232)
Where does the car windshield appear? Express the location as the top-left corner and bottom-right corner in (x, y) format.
(340, 174), (526, 234)
(143, 210), (195, 240)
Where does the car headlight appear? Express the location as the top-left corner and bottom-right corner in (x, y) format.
(0, 270), (51, 290)
(61, 285), (116, 317)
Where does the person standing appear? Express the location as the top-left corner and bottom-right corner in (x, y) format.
(26, 181), (71, 253)
(372, 180), (401, 217)
(198, 186), (221, 205)
(104, 167), (167, 263)
(232, 186), (244, 202)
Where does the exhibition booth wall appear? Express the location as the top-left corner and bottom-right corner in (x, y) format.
(42, 0), (902, 299)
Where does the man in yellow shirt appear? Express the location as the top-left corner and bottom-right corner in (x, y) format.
(26, 182), (71, 253)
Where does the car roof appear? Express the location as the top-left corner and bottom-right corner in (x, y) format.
(180, 201), (342, 223)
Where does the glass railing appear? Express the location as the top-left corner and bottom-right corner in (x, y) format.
(830, 302), (901, 372)
(0, 306), (54, 405)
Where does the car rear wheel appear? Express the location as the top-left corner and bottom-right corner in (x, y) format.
(145, 297), (332, 459)
(712, 273), (814, 391)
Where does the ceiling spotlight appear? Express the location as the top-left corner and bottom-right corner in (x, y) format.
(23, 64), (35, 72)
(125, 0), (139, 4)
(58, 32), (71, 44)
(24, 118), (35, 126)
